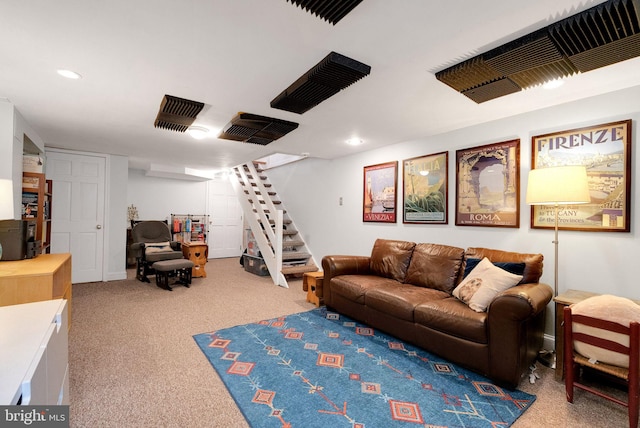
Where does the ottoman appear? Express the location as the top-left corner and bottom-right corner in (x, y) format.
(152, 259), (195, 291)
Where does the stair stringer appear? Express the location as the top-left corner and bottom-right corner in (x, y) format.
(231, 162), (318, 286)
(230, 166), (288, 288)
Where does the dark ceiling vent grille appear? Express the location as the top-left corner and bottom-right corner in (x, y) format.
(271, 51), (371, 114)
(154, 95), (204, 132)
(435, 0), (640, 103)
(286, 0), (364, 25)
(484, 30), (565, 75)
(218, 113), (299, 146)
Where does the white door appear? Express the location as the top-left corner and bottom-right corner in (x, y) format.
(207, 178), (242, 258)
(46, 151), (105, 283)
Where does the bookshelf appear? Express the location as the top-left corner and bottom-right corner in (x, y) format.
(22, 172), (52, 253)
(170, 214), (209, 243)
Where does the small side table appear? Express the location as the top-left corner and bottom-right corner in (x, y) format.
(181, 242), (208, 278)
(303, 272), (324, 307)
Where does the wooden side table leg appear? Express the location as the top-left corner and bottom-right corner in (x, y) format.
(554, 301), (565, 381)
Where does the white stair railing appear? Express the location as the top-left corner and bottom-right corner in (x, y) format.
(230, 163), (287, 288)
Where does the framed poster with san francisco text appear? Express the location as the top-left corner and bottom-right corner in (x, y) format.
(531, 119), (632, 232)
(455, 139), (520, 227)
(403, 151), (448, 224)
(363, 161), (398, 223)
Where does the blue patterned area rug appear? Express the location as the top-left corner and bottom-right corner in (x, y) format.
(193, 308), (535, 427)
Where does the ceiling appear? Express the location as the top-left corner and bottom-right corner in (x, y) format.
(2, 0), (639, 177)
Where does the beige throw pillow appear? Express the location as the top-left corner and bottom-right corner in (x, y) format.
(452, 257), (523, 312)
(145, 241), (173, 254)
(571, 294), (640, 368)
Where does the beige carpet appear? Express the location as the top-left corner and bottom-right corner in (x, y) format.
(69, 258), (629, 427)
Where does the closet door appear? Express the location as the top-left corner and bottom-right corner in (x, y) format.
(207, 178), (242, 258)
(46, 151), (105, 283)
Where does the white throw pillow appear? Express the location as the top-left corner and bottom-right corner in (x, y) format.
(453, 257), (523, 312)
(571, 294), (640, 368)
(145, 241), (173, 254)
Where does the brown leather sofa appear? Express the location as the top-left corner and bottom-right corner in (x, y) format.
(321, 238), (553, 388)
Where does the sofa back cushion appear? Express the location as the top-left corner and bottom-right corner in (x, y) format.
(465, 247), (543, 284)
(405, 243), (465, 293)
(370, 239), (416, 283)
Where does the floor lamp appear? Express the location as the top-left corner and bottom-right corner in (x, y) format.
(0, 178), (15, 260)
(526, 165), (590, 368)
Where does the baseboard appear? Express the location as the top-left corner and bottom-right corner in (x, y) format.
(106, 271), (127, 281)
(542, 333), (555, 352)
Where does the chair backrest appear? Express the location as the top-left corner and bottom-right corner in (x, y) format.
(131, 220), (172, 244)
(565, 306), (640, 371)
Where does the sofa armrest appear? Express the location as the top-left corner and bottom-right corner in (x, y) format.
(487, 282), (553, 387)
(322, 255), (371, 277)
(321, 255), (371, 307)
(489, 282), (553, 320)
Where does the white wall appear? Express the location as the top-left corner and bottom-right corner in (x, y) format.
(106, 154), (128, 281)
(268, 86), (640, 337)
(127, 169), (208, 222)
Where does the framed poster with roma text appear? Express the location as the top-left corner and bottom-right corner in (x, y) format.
(402, 151), (448, 224)
(363, 161), (398, 223)
(455, 139), (520, 227)
(531, 119), (632, 232)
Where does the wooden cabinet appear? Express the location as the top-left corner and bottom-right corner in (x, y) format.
(22, 172), (52, 253)
(181, 242), (208, 278)
(0, 253), (72, 329)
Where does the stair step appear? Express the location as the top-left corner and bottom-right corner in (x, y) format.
(244, 190), (277, 196)
(248, 199), (281, 205)
(253, 209), (287, 215)
(282, 251), (310, 261)
(260, 219), (293, 225)
(281, 264), (319, 275)
(240, 174), (267, 181)
(283, 240), (305, 248)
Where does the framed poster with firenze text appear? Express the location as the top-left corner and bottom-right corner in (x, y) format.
(455, 139), (520, 227)
(363, 161), (398, 223)
(531, 119), (632, 232)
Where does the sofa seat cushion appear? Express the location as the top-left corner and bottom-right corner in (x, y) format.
(331, 275), (399, 305)
(366, 284), (449, 322)
(414, 297), (488, 344)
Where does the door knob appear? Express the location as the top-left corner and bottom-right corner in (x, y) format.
(96, 225), (102, 229)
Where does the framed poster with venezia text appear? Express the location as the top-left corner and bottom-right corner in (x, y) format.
(363, 161), (398, 223)
(531, 119), (632, 232)
(456, 139), (520, 227)
(402, 151), (448, 224)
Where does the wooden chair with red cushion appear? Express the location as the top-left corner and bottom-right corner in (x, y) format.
(564, 306), (640, 428)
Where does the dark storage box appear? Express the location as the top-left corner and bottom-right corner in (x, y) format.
(243, 254), (269, 276)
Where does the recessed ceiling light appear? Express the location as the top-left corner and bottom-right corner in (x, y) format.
(543, 79), (564, 90)
(186, 126), (209, 140)
(346, 138), (364, 146)
(57, 69), (82, 79)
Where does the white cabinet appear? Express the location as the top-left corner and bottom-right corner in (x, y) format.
(0, 299), (69, 405)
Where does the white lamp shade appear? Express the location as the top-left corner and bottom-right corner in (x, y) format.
(0, 179), (15, 220)
(526, 165), (591, 205)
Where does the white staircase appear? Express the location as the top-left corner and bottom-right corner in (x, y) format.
(230, 162), (318, 287)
